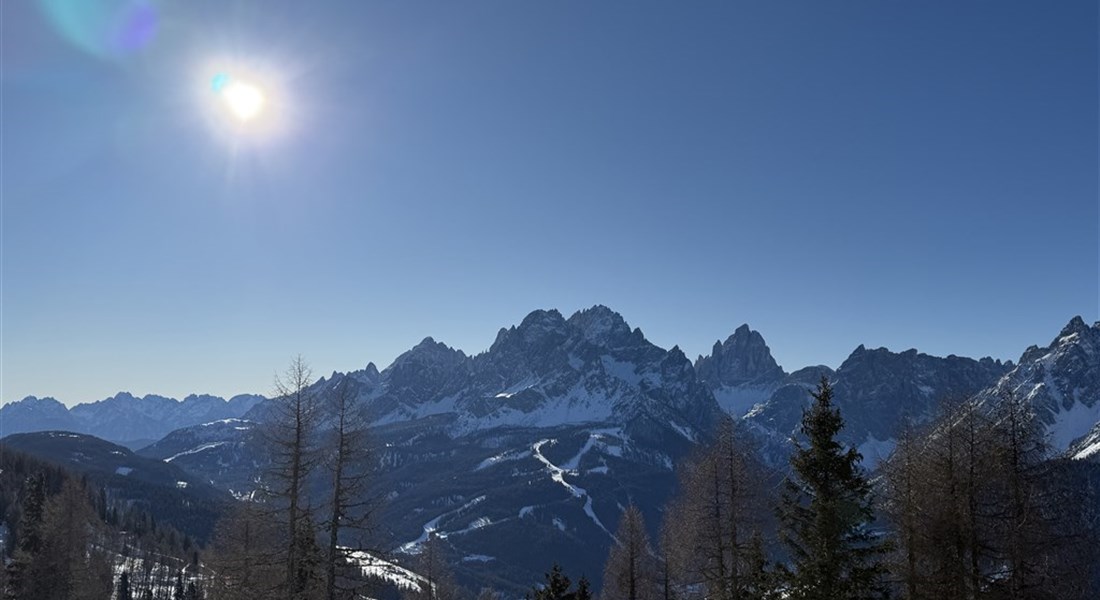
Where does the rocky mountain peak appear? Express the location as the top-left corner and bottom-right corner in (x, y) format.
(566, 305), (632, 344)
(695, 323), (785, 389)
(1060, 315), (1089, 338)
(393, 337), (467, 367)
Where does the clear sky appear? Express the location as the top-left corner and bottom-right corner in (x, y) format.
(2, 1), (1097, 406)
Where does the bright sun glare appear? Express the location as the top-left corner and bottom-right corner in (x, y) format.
(223, 81), (265, 121)
(212, 72), (266, 122)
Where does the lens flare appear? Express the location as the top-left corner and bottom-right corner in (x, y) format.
(37, 0), (159, 59)
(211, 73), (230, 93)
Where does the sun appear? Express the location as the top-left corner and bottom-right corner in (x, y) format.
(222, 81), (265, 121)
(212, 73), (266, 122)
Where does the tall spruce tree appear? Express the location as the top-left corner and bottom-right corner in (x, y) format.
(777, 377), (888, 600)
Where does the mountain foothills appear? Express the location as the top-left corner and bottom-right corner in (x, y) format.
(2, 306), (1100, 598)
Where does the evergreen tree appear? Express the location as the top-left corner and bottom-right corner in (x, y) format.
(572, 576), (592, 600)
(529, 564), (571, 600)
(777, 377), (889, 600)
(175, 571), (186, 600)
(529, 564), (591, 600)
(185, 581), (204, 600)
(4, 473), (48, 600)
(117, 571), (133, 600)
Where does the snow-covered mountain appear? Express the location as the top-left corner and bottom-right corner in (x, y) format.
(0, 392), (264, 446)
(975, 316), (1100, 454)
(147, 306), (724, 592)
(13, 307), (1100, 592)
(694, 324), (787, 417)
(740, 345), (1011, 466)
(248, 305), (722, 451)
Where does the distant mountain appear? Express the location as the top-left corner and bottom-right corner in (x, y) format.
(0, 392), (264, 445)
(0, 396), (79, 432)
(742, 345), (1011, 466)
(975, 316), (1100, 453)
(0, 431), (231, 542)
(694, 324), (787, 416)
(137, 419), (263, 496)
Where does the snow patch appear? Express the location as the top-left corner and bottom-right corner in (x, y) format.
(712, 385), (775, 418)
(164, 441), (229, 462)
(1047, 400), (1100, 451)
(475, 449), (532, 471)
(856, 435), (896, 469)
(345, 549), (426, 592)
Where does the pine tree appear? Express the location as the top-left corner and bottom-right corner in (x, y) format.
(4, 473), (48, 600)
(572, 575), (592, 600)
(117, 572), (133, 600)
(777, 377), (889, 600)
(175, 571), (186, 600)
(529, 564), (572, 600)
(185, 581), (204, 600)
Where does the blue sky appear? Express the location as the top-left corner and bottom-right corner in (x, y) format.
(3, 1), (1097, 406)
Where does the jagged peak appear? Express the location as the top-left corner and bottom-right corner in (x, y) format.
(7, 395), (64, 407)
(1058, 315), (1089, 339)
(567, 305), (631, 342)
(391, 337), (466, 369)
(518, 308), (566, 329)
(697, 323), (784, 387)
(182, 394), (224, 404)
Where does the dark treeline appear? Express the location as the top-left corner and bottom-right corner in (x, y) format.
(0, 446), (205, 600)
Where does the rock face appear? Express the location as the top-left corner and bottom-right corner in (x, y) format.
(743, 346), (1011, 466)
(694, 324), (787, 417)
(266, 305), (722, 451)
(0, 393), (264, 445)
(696, 324), (786, 388)
(975, 316), (1100, 453)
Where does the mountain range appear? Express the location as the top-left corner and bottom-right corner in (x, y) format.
(0, 392), (264, 448)
(3, 306), (1098, 592)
